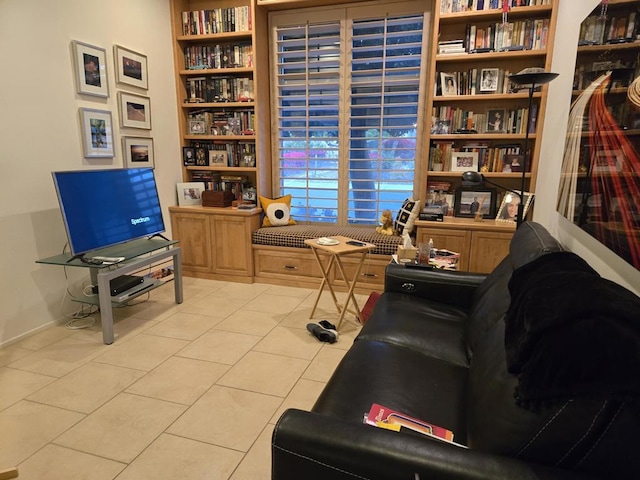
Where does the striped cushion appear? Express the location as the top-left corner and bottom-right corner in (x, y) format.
(252, 225), (402, 256)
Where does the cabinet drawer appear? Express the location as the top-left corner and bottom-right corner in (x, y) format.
(334, 255), (387, 287)
(254, 248), (321, 279)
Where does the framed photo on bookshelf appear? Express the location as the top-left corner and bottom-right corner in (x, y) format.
(72, 41), (109, 98)
(183, 147), (196, 166)
(122, 136), (154, 168)
(195, 147), (208, 166)
(114, 45), (148, 90)
(496, 192), (534, 223)
(440, 72), (458, 96)
(479, 68), (499, 92)
(502, 154), (524, 172)
(209, 150), (228, 166)
(242, 153), (256, 167)
(118, 92), (152, 129)
(486, 109), (506, 132)
(454, 188), (497, 219)
(189, 120), (207, 135)
(450, 151), (479, 172)
(79, 108), (114, 158)
(176, 182), (206, 206)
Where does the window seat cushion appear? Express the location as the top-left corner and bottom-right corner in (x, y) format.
(252, 225), (402, 256)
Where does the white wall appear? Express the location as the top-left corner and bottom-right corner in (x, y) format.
(534, 0), (639, 295)
(0, 0), (182, 345)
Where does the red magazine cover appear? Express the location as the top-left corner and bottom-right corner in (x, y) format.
(365, 403), (462, 446)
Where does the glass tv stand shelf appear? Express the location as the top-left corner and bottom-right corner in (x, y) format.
(36, 237), (183, 344)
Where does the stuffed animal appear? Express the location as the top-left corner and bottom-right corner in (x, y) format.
(376, 209), (395, 235)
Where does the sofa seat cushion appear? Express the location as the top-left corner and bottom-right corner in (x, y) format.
(357, 292), (470, 367)
(252, 225), (402, 255)
(313, 339), (469, 445)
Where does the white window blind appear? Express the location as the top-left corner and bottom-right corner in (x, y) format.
(272, 3), (426, 224)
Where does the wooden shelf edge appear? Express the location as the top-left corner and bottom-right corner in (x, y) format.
(433, 92), (542, 102)
(438, 4), (553, 23)
(436, 49), (546, 62)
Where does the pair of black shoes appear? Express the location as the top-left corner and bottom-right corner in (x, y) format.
(306, 320), (338, 344)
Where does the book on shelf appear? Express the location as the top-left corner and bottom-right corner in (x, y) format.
(181, 6), (251, 36)
(440, 0), (550, 14)
(364, 403), (464, 447)
(184, 43), (253, 70)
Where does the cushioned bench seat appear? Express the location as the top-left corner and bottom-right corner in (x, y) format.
(252, 225), (403, 256)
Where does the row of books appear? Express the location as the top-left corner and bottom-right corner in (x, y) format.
(188, 109), (255, 136)
(181, 6), (252, 36)
(579, 12), (638, 46)
(436, 67), (518, 96)
(189, 170), (253, 201)
(186, 76), (254, 103)
(440, 0), (550, 15)
(186, 140), (256, 168)
(432, 104), (536, 135)
(184, 43), (253, 70)
(460, 18), (550, 53)
(430, 140), (525, 173)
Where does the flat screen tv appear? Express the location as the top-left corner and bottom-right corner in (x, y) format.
(52, 168), (166, 256)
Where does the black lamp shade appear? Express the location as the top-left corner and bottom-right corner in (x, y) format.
(509, 71), (559, 87)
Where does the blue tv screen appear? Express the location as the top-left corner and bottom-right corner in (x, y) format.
(52, 168), (165, 256)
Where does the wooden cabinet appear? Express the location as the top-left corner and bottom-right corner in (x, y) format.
(420, 1), (559, 231)
(169, 206), (261, 281)
(415, 218), (515, 273)
(169, 0), (271, 200)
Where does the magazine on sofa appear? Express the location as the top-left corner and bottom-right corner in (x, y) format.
(364, 403), (466, 448)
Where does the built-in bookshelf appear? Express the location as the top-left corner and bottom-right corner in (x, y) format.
(421, 0), (559, 214)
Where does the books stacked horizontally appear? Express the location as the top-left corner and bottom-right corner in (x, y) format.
(438, 40), (466, 55)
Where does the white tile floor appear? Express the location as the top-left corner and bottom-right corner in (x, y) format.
(0, 277), (365, 479)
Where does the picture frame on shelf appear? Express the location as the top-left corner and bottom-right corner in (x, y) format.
(486, 108), (506, 132)
(440, 72), (458, 96)
(242, 153), (256, 167)
(114, 45), (148, 90)
(72, 41), (109, 98)
(593, 150), (623, 173)
(195, 147), (208, 166)
(79, 108), (114, 158)
(189, 120), (207, 135)
(176, 182), (206, 206)
(209, 150), (228, 166)
(480, 68), (499, 92)
(450, 151), (479, 172)
(502, 154), (524, 172)
(183, 146), (196, 166)
(496, 192), (534, 223)
(431, 119), (451, 135)
(122, 136), (154, 168)
(454, 188), (497, 219)
(118, 92), (152, 129)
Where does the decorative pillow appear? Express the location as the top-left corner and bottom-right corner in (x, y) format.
(394, 198), (421, 235)
(259, 195), (297, 227)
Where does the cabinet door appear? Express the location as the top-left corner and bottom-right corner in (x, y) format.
(210, 214), (256, 276)
(417, 227), (471, 271)
(170, 213), (213, 273)
(468, 231), (512, 273)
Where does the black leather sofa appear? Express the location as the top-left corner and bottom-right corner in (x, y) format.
(272, 222), (640, 480)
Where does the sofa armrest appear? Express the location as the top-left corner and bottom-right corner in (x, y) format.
(273, 410), (590, 480)
(384, 263), (487, 310)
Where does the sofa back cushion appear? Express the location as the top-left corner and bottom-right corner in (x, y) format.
(464, 222), (563, 358)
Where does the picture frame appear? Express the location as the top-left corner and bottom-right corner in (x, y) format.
(122, 136), (154, 168)
(72, 40), (109, 98)
(183, 147), (196, 166)
(496, 192), (534, 223)
(486, 108), (506, 132)
(593, 150), (623, 173)
(454, 188), (497, 218)
(113, 45), (148, 90)
(118, 91), (152, 129)
(242, 153), (256, 167)
(502, 154), (524, 172)
(195, 147), (208, 166)
(189, 120), (207, 135)
(479, 68), (499, 92)
(176, 182), (206, 206)
(209, 150), (228, 166)
(440, 72), (458, 96)
(79, 108), (114, 158)
(450, 151), (479, 172)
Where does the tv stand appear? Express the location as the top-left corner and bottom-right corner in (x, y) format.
(36, 238), (182, 344)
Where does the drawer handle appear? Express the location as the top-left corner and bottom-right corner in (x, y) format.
(401, 282), (416, 292)
(283, 265), (297, 270)
(362, 272), (378, 278)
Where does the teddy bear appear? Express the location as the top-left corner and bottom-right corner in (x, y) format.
(376, 209), (395, 235)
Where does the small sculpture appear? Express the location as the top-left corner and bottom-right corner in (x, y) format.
(376, 209), (395, 235)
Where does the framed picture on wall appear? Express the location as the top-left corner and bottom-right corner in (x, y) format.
(113, 45), (148, 89)
(122, 136), (154, 168)
(118, 92), (152, 129)
(72, 40), (109, 98)
(79, 108), (114, 158)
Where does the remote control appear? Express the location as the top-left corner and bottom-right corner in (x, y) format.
(91, 256), (125, 263)
(81, 257), (103, 265)
(346, 240), (365, 246)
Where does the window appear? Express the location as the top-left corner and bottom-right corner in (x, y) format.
(270, 2), (428, 225)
